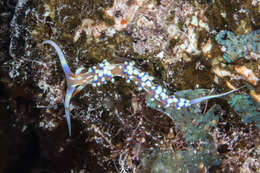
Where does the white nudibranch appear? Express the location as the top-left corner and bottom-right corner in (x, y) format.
(42, 40), (242, 136)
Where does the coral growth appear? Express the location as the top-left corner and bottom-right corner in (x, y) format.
(228, 93), (260, 128)
(215, 30), (260, 63)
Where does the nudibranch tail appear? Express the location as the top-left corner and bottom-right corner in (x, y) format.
(189, 87), (244, 105)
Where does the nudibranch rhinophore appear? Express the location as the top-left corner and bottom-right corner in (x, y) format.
(42, 40), (242, 136)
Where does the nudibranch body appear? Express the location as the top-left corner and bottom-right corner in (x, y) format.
(87, 60), (191, 108)
(42, 40), (241, 136)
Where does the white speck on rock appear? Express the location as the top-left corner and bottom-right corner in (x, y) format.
(155, 51), (164, 59)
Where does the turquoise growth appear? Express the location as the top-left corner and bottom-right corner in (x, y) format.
(228, 93), (260, 128)
(215, 30), (260, 63)
(144, 89), (222, 172)
(146, 89), (221, 143)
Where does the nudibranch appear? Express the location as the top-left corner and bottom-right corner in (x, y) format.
(42, 40), (242, 136)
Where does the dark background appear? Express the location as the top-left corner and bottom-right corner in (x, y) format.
(0, 1), (101, 173)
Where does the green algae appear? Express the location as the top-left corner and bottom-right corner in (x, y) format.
(146, 89), (220, 143)
(228, 93), (260, 128)
(215, 30), (260, 63)
(143, 88), (260, 172)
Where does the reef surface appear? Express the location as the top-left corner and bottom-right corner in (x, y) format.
(0, 0), (259, 172)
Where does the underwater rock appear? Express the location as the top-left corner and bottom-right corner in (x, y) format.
(74, 0), (210, 65)
(131, 0), (207, 63)
(74, 0), (146, 41)
(6, 0), (260, 172)
(212, 66), (232, 78)
(140, 146), (221, 173)
(201, 39), (213, 58)
(250, 90), (260, 104)
(234, 66), (259, 86)
(105, 0), (145, 31)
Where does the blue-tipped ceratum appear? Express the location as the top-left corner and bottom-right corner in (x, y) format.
(42, 40), (242, 136)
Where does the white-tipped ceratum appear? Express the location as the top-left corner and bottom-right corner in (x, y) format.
(42, 40), (242, 136)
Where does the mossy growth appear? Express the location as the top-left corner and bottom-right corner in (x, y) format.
(215, 30), (260, 63)
(146, 89), (220, 143)
(228, 93), (260, 128)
